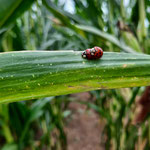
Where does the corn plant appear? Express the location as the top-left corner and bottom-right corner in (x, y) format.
(1, 0), (150, 150)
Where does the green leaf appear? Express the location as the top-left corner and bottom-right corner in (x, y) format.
(122, 32), (142, 52)
(43, 0), (85, 25)
(42, 0), (80, 33)
(76, 24), (137, 53)
(0, 51), (150, 103)
(137, 0), (147, 40)
(2, 143), (18, 150)
(0, 0), (35, 28)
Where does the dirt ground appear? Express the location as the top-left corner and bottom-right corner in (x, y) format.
(65, 93), (105, 150)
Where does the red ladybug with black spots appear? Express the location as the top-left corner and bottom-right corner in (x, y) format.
(82, 46), (103, 60)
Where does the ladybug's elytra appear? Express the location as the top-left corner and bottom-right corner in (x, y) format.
(82, 46), (103, 60)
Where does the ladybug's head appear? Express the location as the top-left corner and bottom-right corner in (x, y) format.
(82, 51), (87, 59)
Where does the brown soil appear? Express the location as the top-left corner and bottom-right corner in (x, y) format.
(65, 92), (105, 150)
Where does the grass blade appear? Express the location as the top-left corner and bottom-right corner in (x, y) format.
(0, 0), (35, 28)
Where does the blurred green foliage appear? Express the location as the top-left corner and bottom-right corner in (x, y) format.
(1, 0), (150, 149)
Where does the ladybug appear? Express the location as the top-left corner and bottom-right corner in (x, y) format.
(82, 46), (103, 60)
